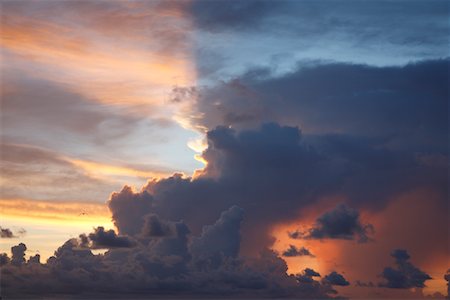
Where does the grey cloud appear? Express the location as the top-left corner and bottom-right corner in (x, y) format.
(1, 207), (338, 299)
(11, 243), (26, 266)
(82, 227), (135, 249)
(282, 245), (315, 257)
(0, 253), (10, 266)
(295, 204), (374, 243)
(0, 227), (15, 238)
(0, 142), (117, 201)
(323, 271), (350, 286)
(380, 249), (432, 289)
(105, 121), (445, 256)
(108, 186), (154, 236)
(189, 60), (448, 154)
(190, 205), (244, 261)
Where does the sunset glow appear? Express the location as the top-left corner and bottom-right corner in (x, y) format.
(1, 1), (448, 299)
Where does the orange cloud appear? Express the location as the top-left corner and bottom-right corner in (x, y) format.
(0, 198), (111, 225)
(1, 2), (196, 113)
(270, 189), (448, 297)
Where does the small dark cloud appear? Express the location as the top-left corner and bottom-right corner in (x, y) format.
(295, 204), (374, 243)
(304, 268), (321, 278)
(296, 268), (322, 284)
(380, 249), (432, 289)
(0, 227), (27, 238)
(282, 245), (315, 257)
(11, 243), (26, 266)
(28, 254), (41, 264)
(82, 227), (135, 249)
(0, 227), (15, 238)
(0, 253), (10, 266)
(323, 271), (350, 286)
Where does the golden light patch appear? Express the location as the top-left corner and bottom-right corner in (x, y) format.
(0, 198), (111, 225)
(69, 159), (170, 181)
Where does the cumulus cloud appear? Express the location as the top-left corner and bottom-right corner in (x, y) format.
(190, 205), (244, 260)
(282, 245), (315, 257)
(108, 185), (154, 236)
(11, 242), (26, 266)
(380, 249), (432, 289)
(80, 227), (135, 249)
(291, 204), (374, 243)
(323, 271), (350, 286)
(0, 206), (344, 299)
(0, 227), (14, 238)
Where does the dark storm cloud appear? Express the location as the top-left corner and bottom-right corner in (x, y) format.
(189, 60), (448, 152)
(80, 227), (135, 249)
(294, 204), (374, 243)
(190, 205), (244, 260)
(380, 249), (432, 289)
(282, 245), (314, 257)
(1, 207), (341, 299)
(180, 60), (449, 213)
(106, 119), (446, 254)
(323, 271), (350, 286)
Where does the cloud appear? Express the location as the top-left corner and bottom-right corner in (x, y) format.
(11, 243), (26, 266)
(323, 271), (350, 286)
(80, 227), (135, 249)
(0, 227), (14, 238)
(380, 249), (432, 289)
(0, 227), (26, 238)
(294, 204), (374, 243)
(188, 60), (448, 153)
(282, 245), (315, 257)
(190, 205), (244, 260)
(0, 206), (341, 299)
(107, 186), (154, 236)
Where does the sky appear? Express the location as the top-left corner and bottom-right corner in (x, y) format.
(0, 0), (449, 299)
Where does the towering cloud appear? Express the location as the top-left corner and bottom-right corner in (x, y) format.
(108, 186), (154, 236)
(0, 206), (342, 299)
(291, 204), (374, 243)
(380, 249), (432, 289)
(11, 243), (26, 266)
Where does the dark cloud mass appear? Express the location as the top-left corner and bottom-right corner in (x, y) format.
(380, 249), (432, 289)
(82, 227), (135, 249)
(293, 204), (374, 243)
(0, 227), (14, 238)
(282, 245), (315, 257)
(0, 207), (338, 299)
(323, 271), (350, 286)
